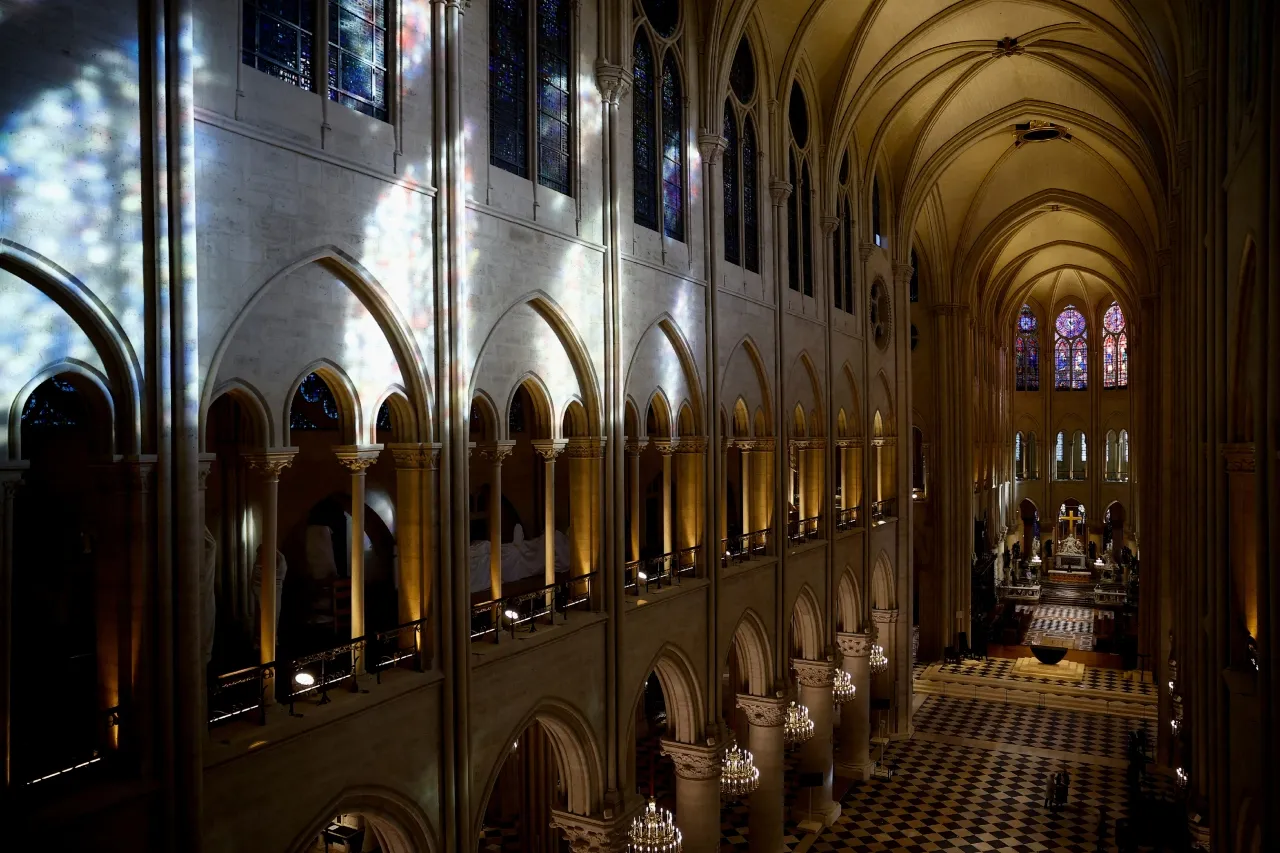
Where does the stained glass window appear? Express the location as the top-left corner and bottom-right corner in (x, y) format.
(376, 400), (393, 432)
(21, 378), (82, 429)
(243, 0), (316, 90)
(910, 247), (919, 302)
(490, 0), (529, 177)
(729, 37), (754, 104)
(328, 0), (388, 120)
(742, 117), (759, 273)
(1015, 432), (1023, 479)
(1102, 301), (1127, 389)
(787, 152), (799, 292)
(872, 176), (883, 247)
(660, 52), (684, 241)
(292, 373), (340, 431)
(632, 33), (658, 231)
(641, 0), (679, 37)
(800, 163), (813, 297)
(1054, 305), (1088, 390)
(537, 0), (572, 194)
(1015, 305), (1039, 390)
(723, 103), (740, 266)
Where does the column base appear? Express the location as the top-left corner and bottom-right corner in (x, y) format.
(835, 759), (875, 781)
(789, 798), (842, 829)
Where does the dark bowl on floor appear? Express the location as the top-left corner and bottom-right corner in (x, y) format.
(1031, 645), (1069, 666)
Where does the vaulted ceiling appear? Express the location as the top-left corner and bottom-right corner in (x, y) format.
(708, 0), (1183, 323)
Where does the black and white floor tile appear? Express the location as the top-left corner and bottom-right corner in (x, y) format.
(921, 658), (1155, 698)
(910, 695), (1136, 760)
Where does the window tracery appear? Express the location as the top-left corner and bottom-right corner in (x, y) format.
(1015, 305), (1039, 391)
(1102, 301), (1128, 389)
(787, 81), (813, 296)
(1054, 306), (1088, 390)
(634, 3), (685, 240)
(292, 373), (340, 431)
(723, 38), (759, 272)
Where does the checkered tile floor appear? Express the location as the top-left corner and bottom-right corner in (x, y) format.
(1024, 604), (1102, 651)
(922, 658), (1155, 698)
(911, 695), (1136, 760)
(720, 752), (806, 852)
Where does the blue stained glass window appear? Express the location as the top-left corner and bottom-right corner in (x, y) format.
(660, 52), (684, 241)
(1102, 301), (1127, 389)
(377, 401), (393, 432)
(243, 0), (316, 90)
(292, 373), (340, 430)
(800, 162), (813, 297)
(21, 378), (83, 429)
(1054, 305), (1087, 390)
(328, 0), (387, 120)
(723, 103), (740, 266)
(537, 0), (572, 194)
(1016, 305), (1039, 390)
(490, 0), (529, 178)
(632, 33), (659, 231)
(742, 117), (759, 273)
(787, 152), (799, 292)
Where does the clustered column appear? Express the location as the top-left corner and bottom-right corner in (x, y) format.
(661, 739), (723, 853)
(871, 609), (899, 733)
(791, 658), (840, 825)
(835, 631), (872, 778)
(736, 694), (788, 853)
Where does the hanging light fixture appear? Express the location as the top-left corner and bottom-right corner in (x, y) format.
(870, 644), (889, 676)
(833, 669), (856, 704)
(720, 738), (760, 801)
(783, 701), (814, 748)
(628, 798), (681, 853)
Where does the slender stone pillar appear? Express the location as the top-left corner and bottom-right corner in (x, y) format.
(473, 442), (516, 597)
(655, 440), (674, 555)
(245, 449), (296, 701)
(740, 443), (752, 542)
(737, 694), (788, 853)
(565, 438), (599, 577)
(626, 440), (645, 561)
(335, 446), (383, 649)
(835, 632), (872, 778)
(752, 439), (774, 545)
(805, 440), (824, 530)
(676, 437), (706, 560)
(422, 443), (440, 667)
(533, 440), (568, 585)
(791, 659), (840, 825)
(662, 739), (724, 853)
(388, 444), (426, 652)
(0, 466), (26, 787)
(719, 439), (729, 550)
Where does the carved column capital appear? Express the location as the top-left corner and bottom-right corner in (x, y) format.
(792, 657), (838, 687)
(471, 440), (517, 464)
(564, 437), (606, 459)
(532, 439), (569, 460)
(893, 262), (915, 285)
(624, 438), (649, 456)
(593, 61), (632, 106)
(836, 631), (872, 657)
(769, 180), (792, 205)
(652, 439), (675, 457)
(698, 133), (727, 164)
(820, 215), (839, 236)
(661, 738), (723, 780)
(674, 436), (708, 454)
(859, 243), (875, 262)
(334, 445), (383, 473)
(386, 442), (428, 469)
(197, 452), (217, 490)
(550, 805), (641, 853)
(736, 693), (788, 727)
(1221, 442), (1255, 473)
(872, 608), (899, 626)
(244, 449), (298, 482)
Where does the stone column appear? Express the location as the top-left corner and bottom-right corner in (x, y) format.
(835, 632), (872, 778)
(550, 805), (641, 853)
(532, 440), (568, 585)
(565, 438), (600, 577)
(626, 440), (646, 562)
(662, 739), (724, 853)
(655, 440), (674, 556)
(0, 466), (26, 786)
(719, 438), (729, 551)
(752, 439), (774, 548)
(473, 442), (516, 597)
(245, 449), (296, 701)
(805, 440), (824, 531)
(388, 444), (426, 654)
(871, 610), (900, 733)
(736, 694), (788, 853)
(676, 437), (706, 563)
(740, 443), (752, 543)
(790, 659), (839, 825)
(335, 446), (383, 648)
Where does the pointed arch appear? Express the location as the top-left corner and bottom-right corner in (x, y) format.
(727, 608), (773, 697)
(841, 362), (864, 437)
(731, 397), (750, 438)
(624, 398), (641, 438)
(372, 385), (417, 445)
(874, 369), (896, 435)
(837, 567), (864, 634)
(468, 391), (501, 442)
(202, 245), (434, 447)
(789, 584), (824, 661)
(287, 786), (439, 853)
(630, 643), (707, 745)
(626, 313), (706, 436)
(9, 359), (117, 461)
(284, 360), (362, 445)
(645, 389), (673, 439)
(204, 378), (274, 452)
(720, 334), (774, 430)
(508, 372), (555, 440)
(870, 551), (895, 611)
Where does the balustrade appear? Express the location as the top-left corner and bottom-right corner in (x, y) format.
(624, 550), (698, 593)
(470, 572), (597, 641)
(837, 506), (860, 530)
(720, 528), (773, 566)
(788, 515), (821, 543)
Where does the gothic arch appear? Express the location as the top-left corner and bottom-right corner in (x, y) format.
(283, 359), (363, 446)
(626, 313), (706, 436)
(372, 385), (418, 444)
(645, 389), (674, 439)
(630, 643), (707, 745)
(8, 359), (116, 461)
(874, 369), (896, 435)
(287, 786), (439, 853)
(789, 584), (824, 660)
(726, 608), (773, 697)
(202, 245), (434, 447)
(870, 551), (895, 611)
(837, 565), (864, 633)
(721, 334), (774, 430)
(841, 362), (864, 437)
(205, 379), (273, 451)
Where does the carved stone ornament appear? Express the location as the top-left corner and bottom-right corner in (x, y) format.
(564, 437), (606, 459)
(472, 440), (517, 464)
(245, 449), (298, 481)
(335, 445), (383, 474)
(836, 631), (872, 657)
(550, 807), (636, 853)
(1221, 443), (1256, 473)
(387, 442), (429, 470)
(593, 61), (632, 107)
(994, 36), (1023, 57)
(652, 439), (676, 457)
(792, 658), (838, 688)
(820, 215), (839, 236)
(532, 439), (569, 461)
(871, 608), (898, 625)
(859, 243), (875, 262)
(1058, 534), (1085, 556)
(661, 738), (723, 780)
(675, 436), (708, 454)
(893, 262), (915, 286)
(698, 133), (727, 165)
(197, 453), (217, 490)
(624, 439), (649, 456)
(736, 694), (788, 727)
(770, 180), (793, 205)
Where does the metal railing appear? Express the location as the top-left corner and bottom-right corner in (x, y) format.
(470, 572), (597, 641)
(367, 617), (428, 682)
(871, 499), (897, 522)
(837, 506), (860, 530)
(787, 515), (821, 543)
(721, 528), (772, 567)
(22, 704), (120, 787)
(625, 549), (698, 593)
(284, 638), (365, 709)
(208, 663), (274, 727)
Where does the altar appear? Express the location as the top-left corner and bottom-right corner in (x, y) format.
(1051, 534), (1092, 580)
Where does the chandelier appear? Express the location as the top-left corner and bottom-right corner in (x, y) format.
(629, 798), (681, 853)
(833, 669), (856, 704)
(870, 644), (889, 676)
(720, 738), (760, 801)
(783, 701), (814, 748)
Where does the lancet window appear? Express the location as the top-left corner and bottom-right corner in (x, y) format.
(1054, 306), (1088, 390)
(723, 38), (760, 272)
(633, 0), (685, 240)
(1015, 305), (1040, 391)
(1102, 301), (1128, 389)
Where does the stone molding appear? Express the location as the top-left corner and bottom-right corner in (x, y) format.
(872, 609), (898, 626)
(820, 215), (839, 235)
(334, 445), (384, 473)
(661, 738), (723, 781)
(674, 436), (708, 454)
(386, 442), (440, 470)
(471, 440), (517, 464)
(836, 631), (872, 657)
(738, 437), (775, 452)
(652, 439), (675, 457)
(593, 61), (632, 106)
(624, 439), (648, 456)
(770, 180), (792, 204)
(245, 448), (298, 481)
(836, 437), (863, 449)
(532, 439), (569, 461)
(893, 262), (915, 285)
(1221, 442), (1255, 473)
(698, 133), (727, 164)
(859, 244), (875, 262)
(792, 658), (838, 688)
(791, 438), (826, 451)
(565, 437), (606, 458)
(550, 806), (638, 853)
(736, 694), (788, 727)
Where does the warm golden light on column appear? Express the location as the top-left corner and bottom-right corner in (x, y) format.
(335, 446), (382, 648)
(245, 449), (296, 701)
(533, 440), (567, 586)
